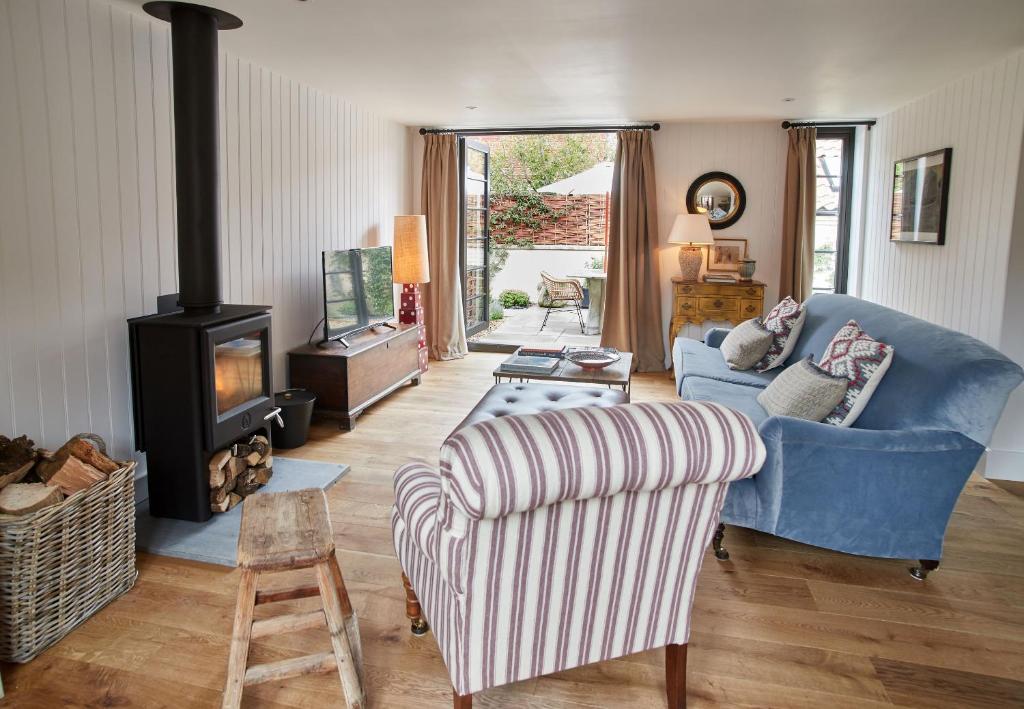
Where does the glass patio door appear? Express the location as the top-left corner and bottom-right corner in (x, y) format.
(460, 138), (490, 337)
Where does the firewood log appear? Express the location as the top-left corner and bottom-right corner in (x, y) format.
(253, 463), (273, 485)
(44, 456), (106, 495)
(211, 485), (229, 506)
(36, 437), (117, 481)
(208, 449), (231, 488)
(234, 470), (260, 497)
(0, 461), (33, 491)
(0, 435), (36, 475)
(64, 438), (119, 475)
(250, 436), (270, 463)
(211, 496), (230, 513)
(227, 493), (242, 510)
(228, 455), (247, 478)
(0, 482), (63, 515)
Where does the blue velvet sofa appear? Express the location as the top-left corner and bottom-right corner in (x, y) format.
(672, 294), (1023, 577)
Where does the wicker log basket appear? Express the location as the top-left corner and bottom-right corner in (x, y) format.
(0, 434), (137, 662)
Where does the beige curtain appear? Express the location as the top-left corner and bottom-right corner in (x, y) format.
(601, 129), (665, 372)
(421, 133), (467, 360)
(780, 127), (817, 301)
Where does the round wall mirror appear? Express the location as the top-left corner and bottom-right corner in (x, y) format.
(685, 171), (746, 229)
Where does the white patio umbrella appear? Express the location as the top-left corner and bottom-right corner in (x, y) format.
(536, 161), (614, 195)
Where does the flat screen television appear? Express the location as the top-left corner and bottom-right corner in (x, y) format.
(322, 246), (395, 343)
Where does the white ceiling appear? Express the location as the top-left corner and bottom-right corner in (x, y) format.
(113, 0), (1024, 128)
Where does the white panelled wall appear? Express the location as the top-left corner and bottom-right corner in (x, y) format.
(0, 0), (414, 461)
(859, 50), (1024, 480)
(860, 51), (1024, 346)
(652, 122), (788, 359)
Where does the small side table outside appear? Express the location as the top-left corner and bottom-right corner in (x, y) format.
(493, 350), (633, 399)
(568, 270), (607, 336)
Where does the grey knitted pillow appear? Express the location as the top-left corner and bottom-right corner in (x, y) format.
(720, 318), (774, 370)
(757, 356), (849, 421)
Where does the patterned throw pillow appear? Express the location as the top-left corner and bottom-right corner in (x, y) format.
(720, 318), (774, 371)
(818, 320), (895, 427)
(757, 356), (849, 421)
(756, 297), (807, 372)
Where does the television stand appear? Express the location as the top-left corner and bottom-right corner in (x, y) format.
(288, 323), (422, 431)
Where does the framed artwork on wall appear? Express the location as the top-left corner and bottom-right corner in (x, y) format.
(890, 148), (952, 245)
(707, 237), (748, 273)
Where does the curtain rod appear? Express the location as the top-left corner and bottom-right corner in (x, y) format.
(418, 123), (660, 136)
(781, 120), (876, 130)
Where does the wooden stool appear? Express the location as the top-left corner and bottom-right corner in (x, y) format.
(222, 488), (365, 709)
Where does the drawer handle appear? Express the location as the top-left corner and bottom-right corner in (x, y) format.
(713, 299), (724, 309)
(745, 305), (755, 313)
(682, 303), (692, 310)
(746, 288), (757, 296)
(682, 286), (693, 294)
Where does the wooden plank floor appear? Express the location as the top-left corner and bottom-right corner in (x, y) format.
(3, 353), (1023, 708)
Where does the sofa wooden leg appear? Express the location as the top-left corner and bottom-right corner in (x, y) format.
(402, 573), (429, 635)
(909, 559), (939, 581)
(666, 643), (687, 709)
(712, 523), (729, 561)
(453, 689), (473, 708)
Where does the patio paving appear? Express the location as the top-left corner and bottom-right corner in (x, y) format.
(471, 305), (601, 348)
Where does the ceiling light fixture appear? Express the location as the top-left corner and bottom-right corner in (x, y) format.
(465, 105), (478, 110)
(782, 97), (796, 102)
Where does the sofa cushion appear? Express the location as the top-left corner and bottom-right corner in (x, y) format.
(818, 320), (895, 427)
(757, 356), (848, 421)
(720, 318), (774, 370)
(452, 383), (628, 434)
(673, 337), (780, 393)
(756, 296), (807, 372)
(680, 375), (769, 427)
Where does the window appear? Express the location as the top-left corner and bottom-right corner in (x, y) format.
(813, 129), (855, 294)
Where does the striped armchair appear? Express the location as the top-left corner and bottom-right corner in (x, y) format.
(391, 401), (764, 707)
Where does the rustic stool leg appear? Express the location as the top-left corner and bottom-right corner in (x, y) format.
(402, 572), (429, 635)
(329, 553), (364, 686)
(222, 568), (259, 709)
(316, 561), (365, 708)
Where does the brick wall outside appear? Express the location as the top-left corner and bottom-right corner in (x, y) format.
(490, 194), (608, 247)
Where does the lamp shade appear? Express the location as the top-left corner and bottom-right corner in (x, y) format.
(667, 213), (713, 245)
(392, 215), (430, 284)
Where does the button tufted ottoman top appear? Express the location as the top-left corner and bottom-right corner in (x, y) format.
(452, 383), (629, 434)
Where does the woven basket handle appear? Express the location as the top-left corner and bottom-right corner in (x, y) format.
(69, 433), (107, 456)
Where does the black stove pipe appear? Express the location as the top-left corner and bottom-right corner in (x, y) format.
(143, 2), (242, 313)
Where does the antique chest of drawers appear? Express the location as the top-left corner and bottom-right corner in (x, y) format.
(669, 277), (765, 342)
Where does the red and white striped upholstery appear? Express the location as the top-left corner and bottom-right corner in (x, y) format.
(392, 401), (764, 696)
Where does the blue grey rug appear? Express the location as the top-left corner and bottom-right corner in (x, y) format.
(135, 457), (349, 567)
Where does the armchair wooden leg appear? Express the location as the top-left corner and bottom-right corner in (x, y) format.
(453, 689), (473, 708)
(401, 573), (429, 635)
(909, 559), (939, 581)
(666, 643), (687, 709)
(712, 523), (729, 561)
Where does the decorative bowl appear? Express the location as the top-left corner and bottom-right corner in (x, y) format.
(565, 349), (621, 370)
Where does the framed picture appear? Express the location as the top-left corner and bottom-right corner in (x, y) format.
(707, 238), (748, 273)
(890, 148), (952, 245)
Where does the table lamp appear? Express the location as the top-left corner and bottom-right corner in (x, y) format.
(393, 215), (430, 371)
(667, 213), (713, 282)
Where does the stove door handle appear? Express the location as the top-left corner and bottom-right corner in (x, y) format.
(264, 406), (284, 427)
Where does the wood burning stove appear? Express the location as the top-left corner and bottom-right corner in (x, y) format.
(128, 2), (279, 522)
(129, 306), (276, 522)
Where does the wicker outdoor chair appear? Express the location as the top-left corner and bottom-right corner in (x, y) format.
(539, 271), (585, 333)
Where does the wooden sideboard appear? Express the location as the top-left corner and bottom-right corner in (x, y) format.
(288, 323), (422, 430)
(669, 277), (765, 342)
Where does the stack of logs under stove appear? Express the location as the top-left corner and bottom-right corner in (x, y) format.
(208, 435), (273, 513)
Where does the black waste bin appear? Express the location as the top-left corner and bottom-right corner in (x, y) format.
(273, 389), (316, 449)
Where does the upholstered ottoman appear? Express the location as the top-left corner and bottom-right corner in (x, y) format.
(453, 383), (628, 434)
